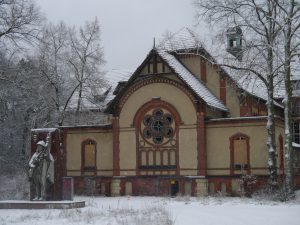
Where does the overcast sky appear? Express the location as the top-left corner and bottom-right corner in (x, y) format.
(37, 0), (207, 72)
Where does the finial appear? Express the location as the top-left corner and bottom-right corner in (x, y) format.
(153, 37), (156, 49)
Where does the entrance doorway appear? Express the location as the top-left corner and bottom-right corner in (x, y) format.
(170, 180), (179, 196)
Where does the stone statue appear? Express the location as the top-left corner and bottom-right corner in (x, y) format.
(28, 134), (54, 201)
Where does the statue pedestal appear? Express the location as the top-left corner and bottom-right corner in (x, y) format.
(62, 177), (74, 201)
(0, 200), (85, 209)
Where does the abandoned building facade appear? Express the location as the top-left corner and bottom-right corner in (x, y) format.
(32, 29), (300, 197)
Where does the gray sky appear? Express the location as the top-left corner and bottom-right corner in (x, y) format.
(37, 0), (205, 71)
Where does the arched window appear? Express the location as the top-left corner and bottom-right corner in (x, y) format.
(230, 133), (250, 175)
(133, 100), (180, 174)
(82, 139), (97, 174)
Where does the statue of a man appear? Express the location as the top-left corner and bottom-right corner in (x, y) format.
(28, 135), (54, 201)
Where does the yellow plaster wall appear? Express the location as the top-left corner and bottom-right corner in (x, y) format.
(206, 121), (284, 176)
(206, 64), (220, 100)
(119, 82), (197, 127)
(119, 128), (136, 173)
(178, 55), (243, 119)
(119, 82), (198, 175)
(178, 55), (201, 78)
(179, 126), (198, 175)
(66, 130), (113, 176)
(226, 81), (240, 117)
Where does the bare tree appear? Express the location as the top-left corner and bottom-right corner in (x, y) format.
(0, 0), (41, 48)
(194, 0), (282, 187)
(37, 21), (74, 125)
(68, 18), (106, 114)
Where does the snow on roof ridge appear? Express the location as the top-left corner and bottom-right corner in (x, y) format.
(158, 27), (204, 52)
(157, 49), (228, 112)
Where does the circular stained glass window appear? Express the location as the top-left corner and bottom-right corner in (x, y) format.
(164, 114), (173, 125)
(142, 108), (174, 145)
(143, 115), (152, 126)
(153, 109), (163, 118)
(143, 128), (152, 139)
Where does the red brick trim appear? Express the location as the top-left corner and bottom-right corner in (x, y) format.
(240, 97), (252, 116)
(133, 99), (181, 175)
(81, 139), (97, 176)
(133, 99), (181, 127)
(60, 125), (112, 131)
(197, 107), (206, 176)
(219, 76), (226, 105)
(229, 133), (250, 175)
(112, 117), (120, 176)
(206, 116), (284, 126)
(117, 77), (197, 115)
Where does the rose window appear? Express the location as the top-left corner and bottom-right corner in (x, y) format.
(142, 108), (174, 145)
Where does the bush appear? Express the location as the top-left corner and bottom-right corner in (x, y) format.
(239, 173), (257, 197)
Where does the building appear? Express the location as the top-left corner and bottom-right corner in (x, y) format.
(32, 28), (296, 198)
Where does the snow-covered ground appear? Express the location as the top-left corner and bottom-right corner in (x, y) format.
(1, 195), (300, 225)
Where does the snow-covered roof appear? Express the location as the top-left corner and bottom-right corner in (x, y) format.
(100, 70), (132, 109)
(31, 128), (58, 133)
(158, 28), (277, 105)
(293, 142), (300, 148)
(158, 27), (204, 52)
(157, 50), (228, 112)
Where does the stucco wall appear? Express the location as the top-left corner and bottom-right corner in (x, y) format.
(179, 125), (198, 175)
(206, 63), (220, 101)
(65, 129), (113, 176)
(119, 82), (197, 127)
(174, 54), (242, 118)
(206, 119), (284, 176)
(118, 82), (198, 175)
(226, 81), (240, 117)
(178, 55), (201, 79)
(119, 128), (137, 176)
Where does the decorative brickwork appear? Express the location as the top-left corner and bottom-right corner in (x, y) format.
(112, 117), (120, 176)
(133, 99), (181, 176)
(197, 103), (207, 176)
(117, 77), (197, 115)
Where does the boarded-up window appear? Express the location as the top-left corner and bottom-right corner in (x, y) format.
(233, 137), (248, 169)
(83, 140), (96, 171)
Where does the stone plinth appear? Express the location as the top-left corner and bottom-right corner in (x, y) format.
(0, 200), (85, 209)
(111, 178), (121, 197)
(195, 179), (208, 196)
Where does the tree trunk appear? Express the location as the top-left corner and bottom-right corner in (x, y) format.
(283, 6), (294, 198)
(266, 87), (278, 186)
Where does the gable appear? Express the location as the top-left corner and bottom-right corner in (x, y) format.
(105, 49), (228, 114)
(139, 54), (172, 75)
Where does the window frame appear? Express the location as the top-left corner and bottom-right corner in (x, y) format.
(81, 139), (97, 175)
(229, 133), (250, 175)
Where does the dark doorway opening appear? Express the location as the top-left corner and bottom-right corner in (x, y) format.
(170, 180), (179, 197)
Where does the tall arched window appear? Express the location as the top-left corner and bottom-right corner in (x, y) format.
(134, 100), (180, 175)
(82, 139), (97, 174)
(230, 133), (250, 175)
